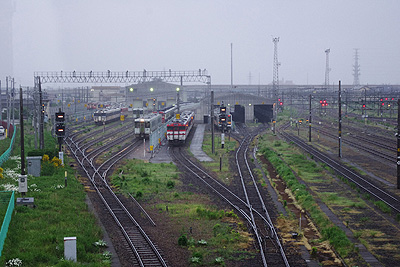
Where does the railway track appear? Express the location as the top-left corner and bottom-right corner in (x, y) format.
(64, 123), (168, 266)
(278, 122), (400, 214)
(170, 124), (300, 266)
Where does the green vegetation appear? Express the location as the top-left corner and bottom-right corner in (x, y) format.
(113, 157), (255, 265)
(111, 159), (180, 200)
(200, 132), (238, 183)
(258, 135), (354, 258)
(0, 125), (109, 267)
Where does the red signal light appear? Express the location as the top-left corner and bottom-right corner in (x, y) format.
(279, 102), (283, 106)
(385, 97), (388, 100)
(382, 102), (385, 106)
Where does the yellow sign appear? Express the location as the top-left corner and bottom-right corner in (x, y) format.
(176, 114), (180, 119)
(236, 102), (238, 105)
(150, 145), (153, 151)
(84, 116), (86, 120)
(78, 100), (80, 103)
(100, 104), (103, 108)
(161, 102), (165, 106)
(76, 118), (78, 122)
(146, 103), (148, 107)
(130, 104), (133, 107)
(68, 103), (71, 107)
(120, 115), (125, 121)
(262, 102), (265, 104)
(217, 102), (220, 105)
(84, 104), (87, 107)
(58, 100), (60, 103)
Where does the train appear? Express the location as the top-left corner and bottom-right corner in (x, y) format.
(93, 107), (129, 125)
(167, 111), (195, 144)
(134, 113), (162, 139)
(132, 108), (148, 119)
(158, 106), (178, 123)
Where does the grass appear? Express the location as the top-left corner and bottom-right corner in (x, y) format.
(257, 134), (355, 258)
(112, 157), (256, 265)
(0, 123), (110, 267)
(200, 132), (238, 183)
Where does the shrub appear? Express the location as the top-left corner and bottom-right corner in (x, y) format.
(178, 234), (188, 246)
(166, 180), (175, 189)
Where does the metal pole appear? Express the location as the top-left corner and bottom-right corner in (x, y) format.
(211, 90), (215, 154)
(338, 81), (342, 158)
(20, 87), (26, 175)
(309, 94), (312, 142)
(12, 78), (15, 127)
(0, 80), (2, 121)
(6, 77), (9, 138)
(397, 99), (400, 189)
(39, 77), (44, 149)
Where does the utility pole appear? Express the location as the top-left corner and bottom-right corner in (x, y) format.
(325, 49), (331, 89)
(0, 80), (2, 121)
(309, 94), (312, 142)
(20, 87), (25, 175)
(211, 90), (215, 154)
(12, 78), (15, 127)
(338, 81), (342, 158)
(6, 77), (10, 138)
(38, 77), (44, 149)
(397, 98), (400, 189)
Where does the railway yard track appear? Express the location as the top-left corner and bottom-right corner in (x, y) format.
(279, 122), (400, 214)
(58, 108), (400, 266)
(170, 124), (306, 266)
(64, 120), (168, 267)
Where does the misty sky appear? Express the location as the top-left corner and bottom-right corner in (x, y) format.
(12, 0), (400, 86)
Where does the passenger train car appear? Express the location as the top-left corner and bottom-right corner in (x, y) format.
(132, 108), (148, 119)
(134, 113), (162, 139)
(167, 111), (195, 144)
(158, 106), (178, 123)
(93, 107), (129, 125)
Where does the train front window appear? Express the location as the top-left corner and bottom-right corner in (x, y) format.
(145, 122), (150, 128)
(179, 126), (185, 131)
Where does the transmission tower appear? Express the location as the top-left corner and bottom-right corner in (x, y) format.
(353, 48), (360, 86)
(272, 37), (280, 101)
(324, 48), (331, 88)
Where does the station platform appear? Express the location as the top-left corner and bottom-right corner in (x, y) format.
(189, 124), (213, 162)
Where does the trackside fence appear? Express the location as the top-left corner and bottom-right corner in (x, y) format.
(0, 191), (15, 257)
(0, 124), (16, 167)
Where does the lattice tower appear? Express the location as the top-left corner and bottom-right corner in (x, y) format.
(272, 37), (280, 100)
(325, 48), (331, 88)
(353, 48), (360, 86)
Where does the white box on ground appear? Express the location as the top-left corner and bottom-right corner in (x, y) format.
(18, 175), (28, 193)
(64, 236), (77, 262)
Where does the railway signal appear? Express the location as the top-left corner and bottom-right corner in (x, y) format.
(55, 109), (66, 160)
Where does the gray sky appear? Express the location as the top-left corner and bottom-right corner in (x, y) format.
(12, 0), (400, 86)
